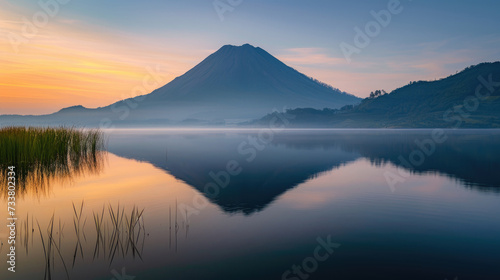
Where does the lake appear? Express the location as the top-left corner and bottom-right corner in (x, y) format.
(1, 129), (500, 280)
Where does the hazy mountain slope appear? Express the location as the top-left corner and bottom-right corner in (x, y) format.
(104, 44), (360, 121)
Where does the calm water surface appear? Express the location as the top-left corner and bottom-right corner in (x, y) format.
(1, 129), (500, 280)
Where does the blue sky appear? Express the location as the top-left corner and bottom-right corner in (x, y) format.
(1, 0), (500, 113)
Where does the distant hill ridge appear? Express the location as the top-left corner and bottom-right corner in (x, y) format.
(256, 62), (500, 128)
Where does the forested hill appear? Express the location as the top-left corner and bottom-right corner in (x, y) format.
(255, 62), (500, 128)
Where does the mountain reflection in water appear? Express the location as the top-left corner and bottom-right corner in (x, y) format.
(106, 129), (500, 214)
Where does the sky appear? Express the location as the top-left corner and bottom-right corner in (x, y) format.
(1, 0), (499, 115)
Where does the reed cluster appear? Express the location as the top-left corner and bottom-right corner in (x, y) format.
(0, 126), (103, 165)
(0, 127), (104, 197)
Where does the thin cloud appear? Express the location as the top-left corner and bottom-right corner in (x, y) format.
(278, 48), (347, 66)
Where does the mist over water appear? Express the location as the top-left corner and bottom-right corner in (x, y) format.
(1, 129), (500, 280)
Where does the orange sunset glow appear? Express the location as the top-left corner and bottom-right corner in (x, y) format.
(0, 8), (210, 115)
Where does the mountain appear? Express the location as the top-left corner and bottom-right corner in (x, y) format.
(0, 44), (360, 127)
(255, 62), (500, 128)
(125, 44), (360, 119)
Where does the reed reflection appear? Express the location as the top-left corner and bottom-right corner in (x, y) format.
(0, 127), (105, 198)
